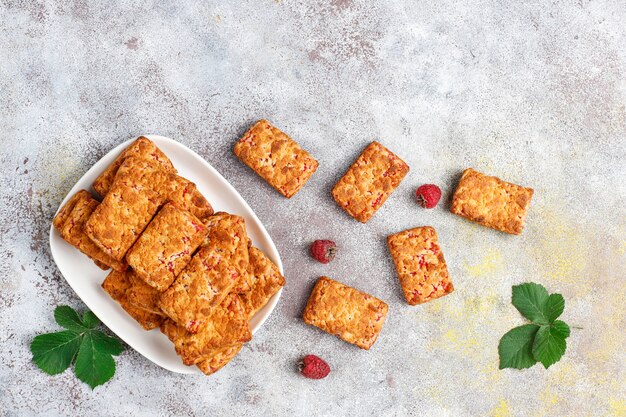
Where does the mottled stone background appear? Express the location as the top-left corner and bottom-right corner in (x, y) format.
(1, 1), (625, 416)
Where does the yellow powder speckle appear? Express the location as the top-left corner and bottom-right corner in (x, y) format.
(534, 209), (591, 295)
(464, 248), (502, 278)
(586, 280), (626, 364)
(533, 388), (561, 417)
(481, 363), (503, 388)
(443, 329), (459, 343)
(490, 399), (511, 417)
(424, 385), (446, 408)
(609, 398), (626, 416)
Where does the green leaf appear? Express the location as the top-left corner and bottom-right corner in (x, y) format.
(31, 331), (82, 375)
(512, 283), (550, 324)
(74, 332), (116, 389)
(82, 311), (101, 329)
(54, 305), (86, 332)
(498, 324), (540, 369)
(551, 320), (571, 339)
(532, 324), (568, 369)
(91, 330), (124, 356)
(544, 294), (565, 323)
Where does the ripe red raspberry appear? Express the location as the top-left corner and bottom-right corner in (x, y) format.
(310, 240), (337, 264)
(415, 184), (442, 208)
(298, 354), (330, 379)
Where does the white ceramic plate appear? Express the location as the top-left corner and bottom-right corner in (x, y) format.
(49, 135), (283, 374)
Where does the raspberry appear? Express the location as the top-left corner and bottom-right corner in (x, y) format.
(415, 184), (442, 209)
(298, 355), (330, 379)
(310, 240), (337, 264)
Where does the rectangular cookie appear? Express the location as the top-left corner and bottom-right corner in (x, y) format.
(53, 190), (92, 230)
(102, 270), (164, 330)
(233, 119), (319, 198)
(126, 202), (208, 291)
(450, 168), (534, 235)
(387, 226), (454, 305)
(302, 277), (388, 350)
(126, 271), (167, 315)
(85, 157), (171, 261)
(332, 141), (409, 223)
(241, 246), (285, 319)
(158, 213), (251, 333)
(196, 344), (243, 376)
(54, 190), (127, 271)
(160, 294), (251, 365)
(93, 136), (176, 197)
(166, 175), (214, 220)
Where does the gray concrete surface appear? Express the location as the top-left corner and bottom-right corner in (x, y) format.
(1, 1), (625, 416)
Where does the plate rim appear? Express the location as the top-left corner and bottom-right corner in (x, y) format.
(48, 134), (284, 374)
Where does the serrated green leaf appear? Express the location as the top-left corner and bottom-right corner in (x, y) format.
(82, 311), (101, 329)
(498, 324), (540, 369)
(91, 330), (124, 356)
(544, 294), (565, 323)
(532, 324), (568, 369)
(31, 331), (82, 375)
(551, 320), (571, 339)
(512, 283), (550, 324)
(74, 332), (116, 389)
(54, 305), (86, 332)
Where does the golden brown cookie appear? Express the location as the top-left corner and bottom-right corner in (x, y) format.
(387, 226), (453, 305)
(450, 168), (534, 235)
(241, 247), (285, 319)
(126, 202), (208, 291)
(196, 344), (243, 376)
(85, 157), (171, 261)
(55, 190), (127, 271)
(303, 277), (388, 350)
(160, 294), (251, 365)
(53, 190), (92, 230)
(126, 271), (167, 315)
(158, 213), (251, 333)
(102, 270), (164, 330)
(234, 120), (319, 198)
(332, 141), (409, 223)
(166, 175), (214, 220)
(93, 136), (176, 197)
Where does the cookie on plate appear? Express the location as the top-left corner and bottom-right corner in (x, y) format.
(53, 190), (92, 230)
(241, 246), (285, 319)
(85, 157), (171, 261)
(234, 119), (319, 198)
(450, 168), (534, 235)
(126, 202), (208, 291)
(158, 213), (251, 333)
(160, 294), (251, 365)
(166, 175), (214, 220)
(54, 190), (127, 271)
(302, 277), (388, 350)
(196, 344), (244, 376)
(93, 136), (176, 197)
(332, 141), (409, 223)
(102, 270), (165, 330)
(387, 226), (454, 305)
(126, 271), (168, 315)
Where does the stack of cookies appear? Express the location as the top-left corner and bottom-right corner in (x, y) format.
(53, 137), (285, 375)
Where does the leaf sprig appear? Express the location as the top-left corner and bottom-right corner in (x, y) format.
(31, 306), (124, 389)
(498, 283), (572, 370)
